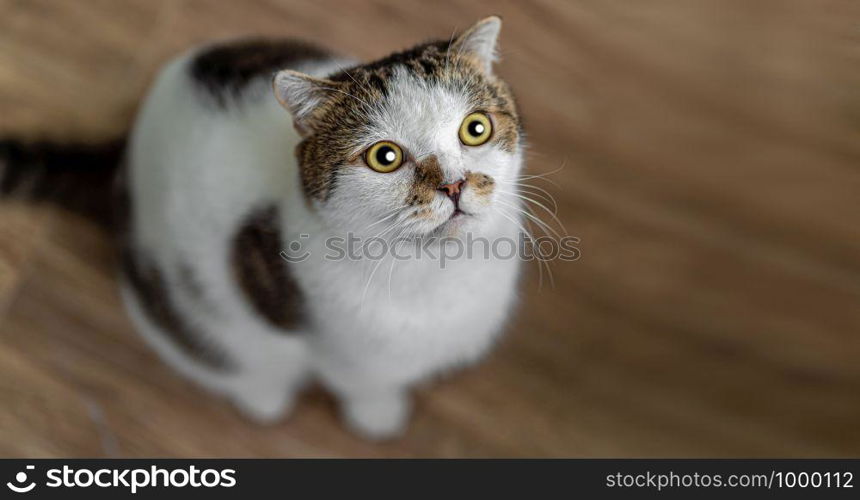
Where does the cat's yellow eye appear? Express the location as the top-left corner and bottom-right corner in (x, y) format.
(459, 112), (493, 146)
(365, 141), (404, 173)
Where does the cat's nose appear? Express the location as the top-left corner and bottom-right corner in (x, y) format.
(438, 179), (466, 203)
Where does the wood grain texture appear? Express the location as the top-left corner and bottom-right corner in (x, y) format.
(0, 0), (858, 457)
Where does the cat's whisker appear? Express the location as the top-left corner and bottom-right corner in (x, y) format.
(494, 207), (527, 245)
(496, 199), (563, 241)
(360, 253), (387, 308)
(498, 185), (557, 215)
(515, 163), (565, 181)
(364, 205), (407, 231)
(513, 187), (559, 215)
(519, 216), (546, 291)
(387, 236), (409, 303)
(515, 173), (559, 184)
(370, 217), (406, 242)
(507, 181), (561, 208)
(522, 206), (564, 241)
(512, 164), (566, 188)
(363, 223), (413, 308)
(499, 193), (561, 235)
(507, 181), (559, 206)
(497, 188), (567, 235)
(501, 181), (564, 229)
(495, 206), (554, 290)
(368, 223), (397, 244)
(519, 215), (555, 291)
(522, 188), (560, 214)
(366, 207), (412, 241)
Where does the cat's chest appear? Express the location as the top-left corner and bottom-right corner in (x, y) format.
(302, 251), (519, 357)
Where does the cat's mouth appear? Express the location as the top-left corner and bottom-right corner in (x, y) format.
(432, 207), (471, 233)
(416, 204), (477, 237)
(447, 204), (475, 222)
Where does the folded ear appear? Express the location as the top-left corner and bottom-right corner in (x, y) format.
(273, 70), (338, 135)
(450, 16), (502, 74)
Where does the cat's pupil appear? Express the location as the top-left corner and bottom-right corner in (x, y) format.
(468, 121), (485, 137)
(377, 147), (396, 165)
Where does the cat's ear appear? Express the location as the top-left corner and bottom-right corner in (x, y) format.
(273, 69), (337, 135)
(451, 16), (502, 74)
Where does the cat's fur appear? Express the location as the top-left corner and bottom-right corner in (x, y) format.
(5, 17), (525, 439)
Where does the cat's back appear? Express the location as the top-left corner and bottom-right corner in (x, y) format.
(188, 38), (341, 108)
(127, 38), (347, 249)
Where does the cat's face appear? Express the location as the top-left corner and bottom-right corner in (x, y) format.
(275, 17), (522, 239)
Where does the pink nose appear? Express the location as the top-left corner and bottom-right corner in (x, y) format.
(438, 179), (465, 202)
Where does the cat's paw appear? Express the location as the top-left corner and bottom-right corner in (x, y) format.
(230, 388), (294, 425)
(342, 392), (411, 440)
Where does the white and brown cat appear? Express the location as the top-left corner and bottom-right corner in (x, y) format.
(1, 17), (525, 439)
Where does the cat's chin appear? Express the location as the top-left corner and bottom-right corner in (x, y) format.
(426, 211), (480, 238)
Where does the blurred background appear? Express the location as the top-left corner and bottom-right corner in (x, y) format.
(0, 0), (858, 457)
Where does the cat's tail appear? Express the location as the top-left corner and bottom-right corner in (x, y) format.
(0, 137), (126, 229)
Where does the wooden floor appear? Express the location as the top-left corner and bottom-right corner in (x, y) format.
(1, 0), (858, 457)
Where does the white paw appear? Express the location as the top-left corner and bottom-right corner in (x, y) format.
(342, 392), (411, 440)
(231, 389), (294, 425)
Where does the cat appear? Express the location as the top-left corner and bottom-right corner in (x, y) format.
(1, 16), (525, 439)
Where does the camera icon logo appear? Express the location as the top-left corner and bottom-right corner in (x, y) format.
(7, 465), (36, 493)
(280, 233), (310, 263)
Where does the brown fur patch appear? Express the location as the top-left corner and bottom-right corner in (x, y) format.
(232, 205), (305, 331)
(412, 207), (433, 219)
(408, 155), (445, 206)
(121, 249), (237, 372)
(489, 109), (520, 153)
(191, 38), (334, 106)
(465, 171), (496, 197)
